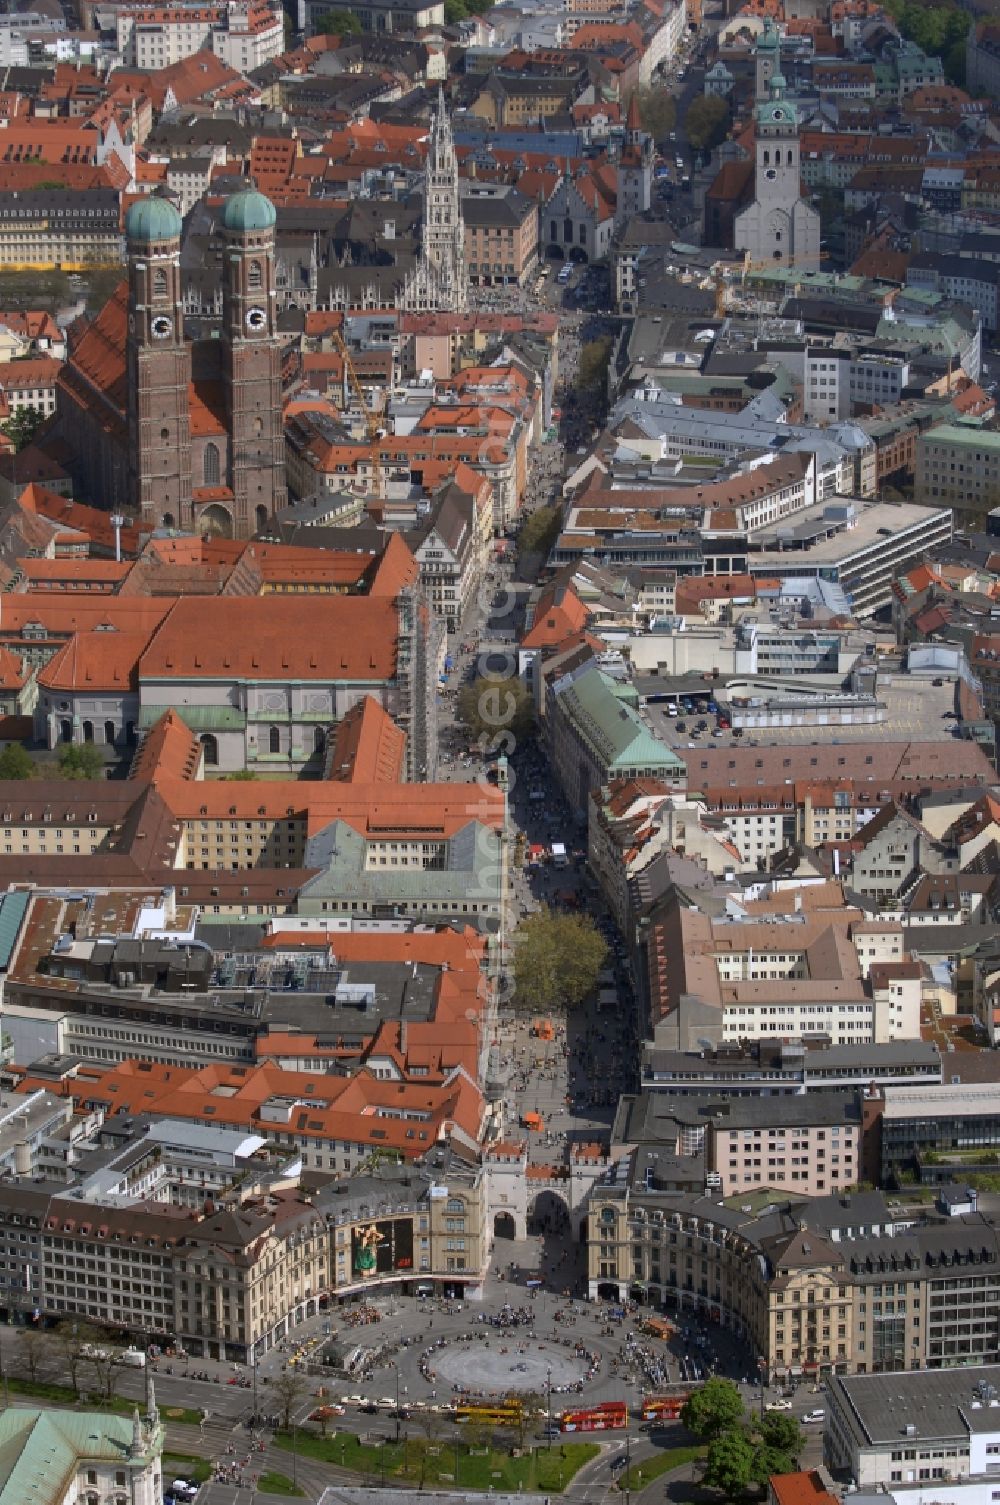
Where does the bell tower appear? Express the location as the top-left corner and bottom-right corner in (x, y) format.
(220, 188), (287, 538)
(125, 195), (192, 530)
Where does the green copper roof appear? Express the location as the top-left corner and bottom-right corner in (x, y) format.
(0, 1410), (157, 1503)
(555, 666), (685, 776)
(125, 195), (182, 244)
(758, 17), (779, 50)
(221, 189), (277, 234)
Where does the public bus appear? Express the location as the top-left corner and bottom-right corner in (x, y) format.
(560, 1402), (628, 1433)
(454, 1401), (523, 1426)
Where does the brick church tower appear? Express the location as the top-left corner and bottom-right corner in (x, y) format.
(125, 197), (193, 530)
(220, 189), (287, 535)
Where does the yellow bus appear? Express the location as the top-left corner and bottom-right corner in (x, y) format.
(454, 1402), (523, 1426)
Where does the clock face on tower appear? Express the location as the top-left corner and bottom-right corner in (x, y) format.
(151, 315), (172, 339)
(246, 307), (267, 333)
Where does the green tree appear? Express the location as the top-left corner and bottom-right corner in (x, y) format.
(516, 1390), (544, 1447)
(757, 1411), (802, 1457)
(57, 742), (104, 780)
(578, 337), (613, 393)
(3, 405), (45, 453)
(513, 906), (608, 1013)
(316, 9), (360, 33)
(680, 1377), (746, 1441)
(13, 1327), (51, 1385)
(52, 1322), (94, 1400)
(458, 674), (535, 742)
(272, 1369), (309, 1431)
(519, 505), (561, 556)
(702, 1427), (757, 1495)
(684, 94), (730, 153)
(0, 744), (33, 779)
(630, 84), (676, 142)
(751, 1437), (798, 1488)
(444, 0), (467, 20)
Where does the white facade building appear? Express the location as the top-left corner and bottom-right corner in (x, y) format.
(115, 0), (283, 72)
(734, 32), (820, 271)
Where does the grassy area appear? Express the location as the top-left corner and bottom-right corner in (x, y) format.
(618, 1445), (704, 1493)
(274, 1430), (600, 1492)
(258, 1472), (304, 1497)
(163, 1454), (212, 1485)
(5, 1377), (202, 1426)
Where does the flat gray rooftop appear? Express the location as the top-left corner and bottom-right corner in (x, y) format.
(640, 672), (960, 749)
(832, 1366), (1000, 1446)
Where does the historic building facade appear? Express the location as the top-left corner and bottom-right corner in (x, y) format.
(401, 89), (469, 313)
(53, 189), (287, 540)
(734, 25), (820, 270)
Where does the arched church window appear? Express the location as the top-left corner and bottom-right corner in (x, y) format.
(204, 442), (220, 486)
(153, 268), (167, 298)
(788, 150), (794, 165)
(248, 259), (263, 291)
(763, 150), (769, 165)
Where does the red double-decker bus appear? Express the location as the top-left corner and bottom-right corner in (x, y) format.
(641, 1388), (697, 1423)
(560, 1402), (628, 1433)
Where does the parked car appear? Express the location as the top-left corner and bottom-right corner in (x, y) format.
(804, 1410), (826, 1424)
(765, 1399), (793, 1413)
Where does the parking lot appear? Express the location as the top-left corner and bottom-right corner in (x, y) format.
(638, 673), (962, 752)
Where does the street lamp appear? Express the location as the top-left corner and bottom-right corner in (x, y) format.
(546, 1366), (552, 1450)
(393, 1363), (401, 1443)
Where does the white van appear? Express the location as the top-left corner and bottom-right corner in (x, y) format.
(121, 1349), (146, 1368)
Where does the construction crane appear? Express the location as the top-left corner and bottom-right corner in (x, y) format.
(331, 328), (385, 501)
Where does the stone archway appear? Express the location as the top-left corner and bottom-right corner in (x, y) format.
(546, 245), (566, 260)
(199, 503), (233, 539)
(494, 1211), (517, 1240)
(569, 247), (589, 264)
(528, 1187), (570, 1237)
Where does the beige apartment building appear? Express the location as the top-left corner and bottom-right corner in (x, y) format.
(0, 189), (123, 270)
(650, 885), (920, 1052)
(463, 189), (539, 288)
(8, 1162), (488, 1360)
(613, 1090), (864, 1200)
(586, 1176), (1000, 1380)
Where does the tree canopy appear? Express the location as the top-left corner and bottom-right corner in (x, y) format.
(758, 1411), (802, 1457)
(630, 84), (677, 142)
(57, 742), (104, 780)
(688, 1384), (801, 1496)
(578, 337), (613, 393)
(683, 95), (730, 153)
(3, 405), (45, 453)
(518, 505), (562, 557)
(680, 1377), (746, 1441)
(702, 1427), (758, 1495)
(513, 906), (608, 1012)
(458, 675), (535, 743)
(0, 744), (33, 779)
(316, 9), (361, 33)
(881, 0), (968, 86)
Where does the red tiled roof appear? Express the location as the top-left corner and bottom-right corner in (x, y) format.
(327, 695), (406, 784)
(37, 628), (152, 692)
(139, 596), (400, 681)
